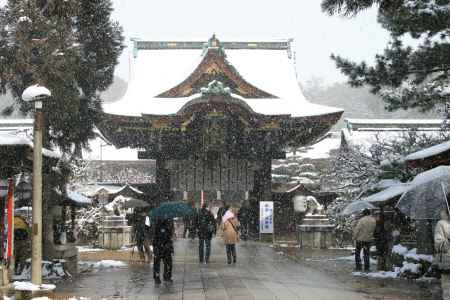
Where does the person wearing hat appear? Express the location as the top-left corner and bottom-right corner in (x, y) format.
(353, 209), (376, 271)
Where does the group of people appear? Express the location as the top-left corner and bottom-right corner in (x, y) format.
(352, 208), (400, 272)
(194, 202), (241, 265)
(132, 201), (246, 284)
(353, 207), (450, 272)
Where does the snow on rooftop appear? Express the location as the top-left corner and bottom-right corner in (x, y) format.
(66, 189), (92, 205)
(104, 42), (342, 118)
(289, 134), (341, 159)
(346, 118), (445, 125)
(21, 85), (51, 102)
(405, 140), (450, 161)
(75, 184), (122, 197)
(84, 137), (138, 161)
(341, 127), (445, 154)
(0, 119), (34, 125)
(0, 132), (31, 146)
(361, 184), (410, 204)
(114, 184), (144, 195)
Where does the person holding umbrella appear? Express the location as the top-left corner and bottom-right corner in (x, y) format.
(152, 217), (174, 284)
(149, 201), (196, 284)
(221, 207), (239, 264)
(353, 209), (376, 271)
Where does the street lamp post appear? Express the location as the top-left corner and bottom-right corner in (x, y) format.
(22, 85), (51, 285)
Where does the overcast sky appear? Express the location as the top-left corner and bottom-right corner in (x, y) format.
(0, 0), (390, 84)
(111, 0), (390, 84)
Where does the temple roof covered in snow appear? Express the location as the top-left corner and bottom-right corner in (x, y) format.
(405, 140), (450, 169)
(99, 36), (343, 155)
(103, 36), (342, 118)
(341, 118), (448, 154)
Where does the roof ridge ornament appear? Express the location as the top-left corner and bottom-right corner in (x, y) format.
(200, 80), (231, 96)
(202, 34), (226, 57)
(157, 35), (278, 99)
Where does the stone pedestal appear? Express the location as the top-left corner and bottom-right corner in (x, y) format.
(98, 215), (132, 250)
(49, 244), (78, 275)
(434, 251), (450, 300)
(297, 214), (334, 249)
(0, 266), (8, 287)
(443, 273), (450, 300)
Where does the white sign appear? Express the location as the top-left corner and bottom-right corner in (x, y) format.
(259, 201), (274, 234)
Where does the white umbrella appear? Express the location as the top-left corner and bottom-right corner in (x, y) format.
(396, 166), (450, 220)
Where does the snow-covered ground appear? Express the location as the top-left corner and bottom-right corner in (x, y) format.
(79, 260), (127, 269)
(76, 246), (104, 253)
(12, 281), (56, 291)
(14, 260), (70, 281)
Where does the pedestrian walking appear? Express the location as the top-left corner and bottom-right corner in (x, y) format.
(183, 201), (196, 239)
(374, 210), (394, 271)
(221, 208), (239, 264)
(353, 209), (376, 272)
(435, 209), (450, 253)
(434, 209), (450, 300)
(238, 201), (251, 240)
(133, 211), (150, 262)
(196, 203), (216, 264)
(153, 218), (174, 284)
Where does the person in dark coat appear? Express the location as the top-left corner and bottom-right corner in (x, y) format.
(152, 218), (174, 284)
(134, 213), (147, 261)
(238, 201), (251, 240)
(374, 211), (394, 271)
(196, 203), (216, 264)
(133, 211), (153, 262)
(183, 201), (196, 239)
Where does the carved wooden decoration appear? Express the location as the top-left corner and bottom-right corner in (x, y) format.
(157, 47), (277, 99)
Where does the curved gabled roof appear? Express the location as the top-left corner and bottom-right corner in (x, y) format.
(103, 37), (343, 118)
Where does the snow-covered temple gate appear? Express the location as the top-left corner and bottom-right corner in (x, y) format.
(98, 36), (343, 204)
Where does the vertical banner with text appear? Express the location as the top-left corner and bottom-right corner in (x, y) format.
(259, 201), (274, 234)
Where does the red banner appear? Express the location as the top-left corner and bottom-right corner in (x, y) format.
(6, 178), (14, 260)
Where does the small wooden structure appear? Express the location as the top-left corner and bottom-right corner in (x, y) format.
(405, 140), (450, 169)
(98, 215), (132, 250)
(0, 131), (59, 285)
(271, 183), (338, 236)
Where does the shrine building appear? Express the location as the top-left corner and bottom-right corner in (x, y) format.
(97, 35), (343, 204)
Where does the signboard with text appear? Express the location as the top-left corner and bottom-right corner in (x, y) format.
(259, 201), (274, 234)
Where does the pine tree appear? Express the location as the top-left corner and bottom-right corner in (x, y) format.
(321, 0), (450, 112)
(0, 0), (124, 153)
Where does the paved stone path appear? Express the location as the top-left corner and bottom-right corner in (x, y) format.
(57, 239), (368, 300)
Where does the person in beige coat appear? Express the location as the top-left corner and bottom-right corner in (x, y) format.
(435, 209), (450, 253)
(435, 209), (450, 300)
(353, 209), (376, 271)
(221, 209), (239, 264)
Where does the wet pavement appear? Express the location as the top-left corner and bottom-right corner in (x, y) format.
(55, 239), (371, 300)
(273, 244), (439, 300)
